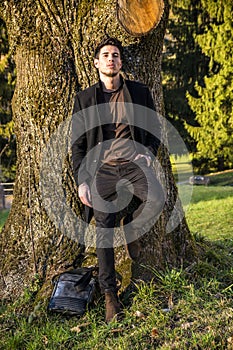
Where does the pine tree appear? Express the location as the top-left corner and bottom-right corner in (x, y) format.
(185, 0), (233, 171)
(162, 0), (209, 151)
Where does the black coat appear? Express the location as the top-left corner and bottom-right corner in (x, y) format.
(71, 78), (161, 222)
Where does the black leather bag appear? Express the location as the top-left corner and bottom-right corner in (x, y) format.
(48, 266), (97, 316)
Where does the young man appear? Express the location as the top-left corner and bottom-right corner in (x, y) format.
(72, 37), (164, 322)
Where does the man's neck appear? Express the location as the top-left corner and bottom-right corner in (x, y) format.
(100, 74), (122, 92)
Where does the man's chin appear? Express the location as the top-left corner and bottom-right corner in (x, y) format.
(104, 71), (119, 78)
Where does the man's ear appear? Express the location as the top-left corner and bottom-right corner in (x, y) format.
(94, 58), (99, 68)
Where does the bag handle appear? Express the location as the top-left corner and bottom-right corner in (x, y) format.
(51, 266), (98, 288)
(51, 245), (98, 290)
(64, 246), (97, 269)
(74, 266), (97, 292)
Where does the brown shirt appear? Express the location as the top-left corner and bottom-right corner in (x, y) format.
(101, 85), (136, 164)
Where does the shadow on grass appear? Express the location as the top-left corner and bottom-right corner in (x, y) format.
(190, 234), (233, 288)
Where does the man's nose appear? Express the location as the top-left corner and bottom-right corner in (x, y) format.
(108, 55), (114, 61)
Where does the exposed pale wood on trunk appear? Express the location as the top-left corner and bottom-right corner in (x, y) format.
(117, 0), (164, 36)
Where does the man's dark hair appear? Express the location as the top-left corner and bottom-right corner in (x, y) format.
(94, 37), (123, 58)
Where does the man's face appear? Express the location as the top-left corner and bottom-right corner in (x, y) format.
(94, 45), (122, 78)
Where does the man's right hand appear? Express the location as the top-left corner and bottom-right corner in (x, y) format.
(78, 182), (92, 207)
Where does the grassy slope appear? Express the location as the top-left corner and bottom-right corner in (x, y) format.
(0, 171), (233, 349)
(186, 185), (233, 240)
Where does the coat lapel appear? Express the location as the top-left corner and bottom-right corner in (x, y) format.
(123, 80), (135, 139)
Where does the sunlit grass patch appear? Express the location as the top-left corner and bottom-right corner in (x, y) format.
(186, 186), (233, 240)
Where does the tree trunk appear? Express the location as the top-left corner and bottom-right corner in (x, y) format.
(0, 0), (196, 299)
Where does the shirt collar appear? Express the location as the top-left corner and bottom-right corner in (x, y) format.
(99, 75), (124, 93)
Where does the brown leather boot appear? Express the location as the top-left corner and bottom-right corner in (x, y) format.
(104, 290), (122, 323)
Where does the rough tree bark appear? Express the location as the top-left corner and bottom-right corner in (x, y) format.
(0, 0), (196, 299)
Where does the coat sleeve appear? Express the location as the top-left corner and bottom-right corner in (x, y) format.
(71, 94), (89, 186)
(144, 87), (161, 157)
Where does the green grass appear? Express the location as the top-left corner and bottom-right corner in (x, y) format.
(0, 209), (9, 230)
(177, 168), (233, 240)
(0, 171), (233, 350)
(1, 259), (232, 350)
(185, 185), (233, 240)
(208, 170), (233, 186)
